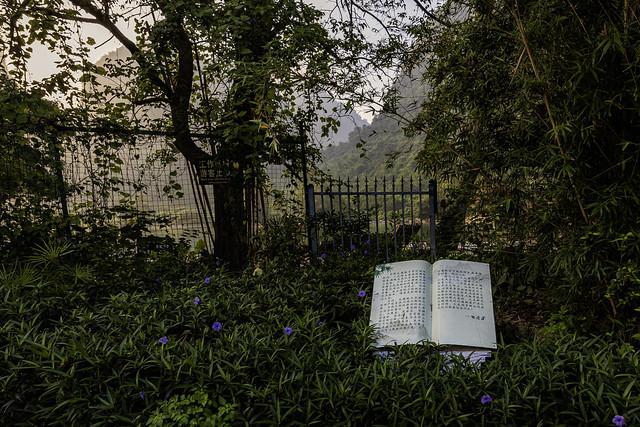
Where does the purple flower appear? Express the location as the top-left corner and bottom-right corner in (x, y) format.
(139, 391), (145, 400)
(319, 252), (328, 260)
(284, 326), (293, 336)
(204, 276), (211, 285)
(613, 415), (625, 427)
(155, 277), (161, 284)
(158, 336), (168, 345)
(480, 394), (492, 405)
(364, 249), (369, 256)
(212, 321), (222, 332)
(350, 243), (356, 251)
(358, 290), (366, 298)
(193, 296), (201, 305)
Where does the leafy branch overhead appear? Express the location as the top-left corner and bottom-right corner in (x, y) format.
(2, 0), (358, 164)
(1, 0), (370, 267)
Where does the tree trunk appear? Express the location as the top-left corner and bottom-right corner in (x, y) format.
(68, 0), (263, 269)
(213, 180), (248, 269)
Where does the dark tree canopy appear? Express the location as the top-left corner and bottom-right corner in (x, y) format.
(406, 0), (640, 326)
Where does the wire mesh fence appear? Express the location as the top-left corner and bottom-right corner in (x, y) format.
(3, 137), (433, 260)
(59, 138), (301, 250)
(62, 137), (210, 246)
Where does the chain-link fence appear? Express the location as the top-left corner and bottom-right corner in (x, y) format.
(59, 138), (302, 249)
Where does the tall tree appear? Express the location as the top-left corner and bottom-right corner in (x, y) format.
(1, 0), (349, 267)
(0, 72), (67, 258)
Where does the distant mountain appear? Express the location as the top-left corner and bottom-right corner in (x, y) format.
(321, 114), (422, 177)
(308, 97), (369, 147)
(321, 66), (428, 177)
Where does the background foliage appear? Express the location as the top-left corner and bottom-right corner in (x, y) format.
(0, 75), (67, 260)
(405, 0), (640, 331)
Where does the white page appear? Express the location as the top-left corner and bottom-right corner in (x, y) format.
(369, 260), (432, 347)
(432, 260), (497, 349)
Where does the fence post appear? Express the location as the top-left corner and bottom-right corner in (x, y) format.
(305, 184), (318, 256)
(299, 120), (318, 257)
(429, 179), (437, 260)
(51, 140), (71, 238)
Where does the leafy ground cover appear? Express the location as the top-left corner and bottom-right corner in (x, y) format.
(1, 239), (639, 426)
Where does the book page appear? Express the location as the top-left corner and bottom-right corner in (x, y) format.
(369, 260), (432, 348)
(432, 260), (497, 349)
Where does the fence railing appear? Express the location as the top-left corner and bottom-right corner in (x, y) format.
(305, 176), (437, 261)
(3, 139), (437, 262)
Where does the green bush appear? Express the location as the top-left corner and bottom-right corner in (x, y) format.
(1, 243), (639, 425)
(409, 0), (640, 330)
(147, 390), (237, 426)
(253, 213), (308, 266)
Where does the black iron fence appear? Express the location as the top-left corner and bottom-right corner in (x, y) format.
(305, 176), (437, 261)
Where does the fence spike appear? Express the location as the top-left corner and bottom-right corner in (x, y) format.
(346, 176), (351, 225)
(374, 176), (379, 255)
(401, 176), (406, 249)
(383, 176), (388, 261)
(364, 176), (370, 255)
(392, 176), (397, 258)
(338, 177), (344, 248)
(410, 175), (415, 236)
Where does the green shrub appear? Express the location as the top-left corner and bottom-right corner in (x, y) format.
(147, 390), (237, 426)
(1, 244), (638, 425)
(409, 0), (640, 330)
(253, 213), (307, 265)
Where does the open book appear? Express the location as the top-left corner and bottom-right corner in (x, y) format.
(369, 260), (497, 350)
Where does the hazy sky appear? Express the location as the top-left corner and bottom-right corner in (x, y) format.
(27, 18), (134, 81)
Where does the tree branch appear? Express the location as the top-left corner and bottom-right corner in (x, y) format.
(32, 7), (101, 24)
(133, 96), (169, 105)
(67, 0), (171, 94)
(34, 0), (210, 162)
(166, 20), (208, 160)
(68, 0), (137, 54)
(412, 0), (451, 27)
(350, 2), (393, 39)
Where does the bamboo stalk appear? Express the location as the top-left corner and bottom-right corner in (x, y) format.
(511, 4), (590, 224)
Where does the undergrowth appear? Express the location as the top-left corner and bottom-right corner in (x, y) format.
(0, 240), (638, 425)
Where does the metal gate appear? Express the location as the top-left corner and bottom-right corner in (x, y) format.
(305, 176), (437, 261)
